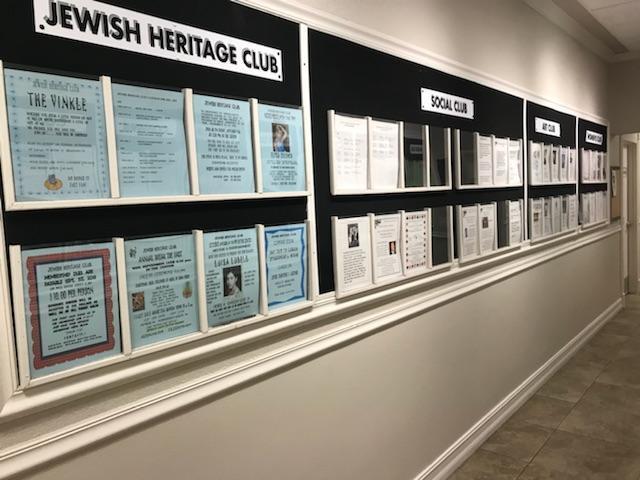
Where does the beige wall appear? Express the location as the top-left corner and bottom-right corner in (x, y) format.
(609, 58), (640, 135)
(21, 235), (621, 480)
(289, 0), (608, 118)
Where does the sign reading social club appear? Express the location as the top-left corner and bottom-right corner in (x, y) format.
(33, 0), (284, 81)
(420, 88), (474, 120)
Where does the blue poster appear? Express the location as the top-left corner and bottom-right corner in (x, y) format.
(4, 69), (110, 201)
(258, 104), (306, 192)
(203, 228), (260, 326)
(21, 242), (121, 379)
(193, 95), (255, 194)
(112, 84), (189, 197)
(264, 223), (307, 310)
(124, 234), (199, 349)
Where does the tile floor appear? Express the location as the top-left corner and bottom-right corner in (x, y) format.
(450, 295), (640, 479)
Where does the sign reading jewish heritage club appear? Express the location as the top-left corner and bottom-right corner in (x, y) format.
(33, 0), (284, 81)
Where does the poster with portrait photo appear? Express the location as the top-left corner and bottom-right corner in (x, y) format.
(332, 216), (372, 296)
(258, 104), (306, 192)
(203, 228), (259, 327)
(371, 213), (402, 282)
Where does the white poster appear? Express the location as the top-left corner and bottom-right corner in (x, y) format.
(552, 196), (561, 233)
(543, 198), (552, 236)
(508, 139), (522, 185)
(33, 0), (283, 81)
(508, 200), (522, 246)
(369, 120), (400, 190)
(568, 148), (577, 183)
(460, 206), (478, 258)
(561, 196), (569, 231)
(530, 199), (543, 239)
(493, 137), (509, 186)
(479, 204), (496, 254)
(559, 147), (568, 182)
(529, 142), (543, 184)
(581, 149), (591, 182)
(401, 210), (430, 276)
(330, 112), (368, 192)
(477, 135), (493, 186)
(332, 216), (373, 294)
(551, 146), (560, 183)
(543, 144), (551, 183)
(568, 194), (578, 229)
(372, 213), (403, 281)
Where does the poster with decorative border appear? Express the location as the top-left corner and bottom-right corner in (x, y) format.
(21, 242), (121, 377)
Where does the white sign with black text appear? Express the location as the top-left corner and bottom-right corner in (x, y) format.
(535, 117), (561, 137)
(420, 88), (474, 119)
(33, 0), (283, 81)
(585, 130), (604, 146)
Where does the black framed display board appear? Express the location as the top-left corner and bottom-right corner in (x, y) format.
(578, 117), (608, 195)
(308, 29), (524, 293)
(526, 101), (577, 199)
(0, 0), (308, 246)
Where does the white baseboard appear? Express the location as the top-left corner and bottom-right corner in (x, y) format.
(414, 297), (623, 480)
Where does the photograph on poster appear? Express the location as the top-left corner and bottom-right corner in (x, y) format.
(332, 216), (373, 295)
(329, 112), (368, 192)
(402, 210), (430, 276)
(259, 104), (306, 192)
(124, 234), (199, 349)
(193, 95), (255, 194)
(4, 69), (111, 201)
(112, 83), (189, 197)
(203, 228), (260, 327)
(264, 223), (307, 309)
(369, 119), (400, 190)
(20, 242), (121, 378)
(371, 213), (402, 282)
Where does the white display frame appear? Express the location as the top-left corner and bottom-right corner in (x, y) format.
(332, 206), (454, 300)
(0, 63), (311, 211)
(580, 147), (609, 185)
(529, 195), (580, 245)
(9, 220), (315, 389)
(454, 130), (524, 189)
(457, 202), (522, 264)
(328, 109), (452, 195)
(528, 140), (578, 186)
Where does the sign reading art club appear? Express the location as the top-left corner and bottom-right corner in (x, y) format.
(420, 88), (474, 120)
(535, 117), (561, 137)
(585, 130), (604, 146)
(33, 0), (284, 81)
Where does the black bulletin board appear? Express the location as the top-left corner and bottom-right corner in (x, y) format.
(0, 0), (307, 247)
(578, 118), (608, 195)
(309, 29), (524, 293)
(526, 101), (577, 199)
